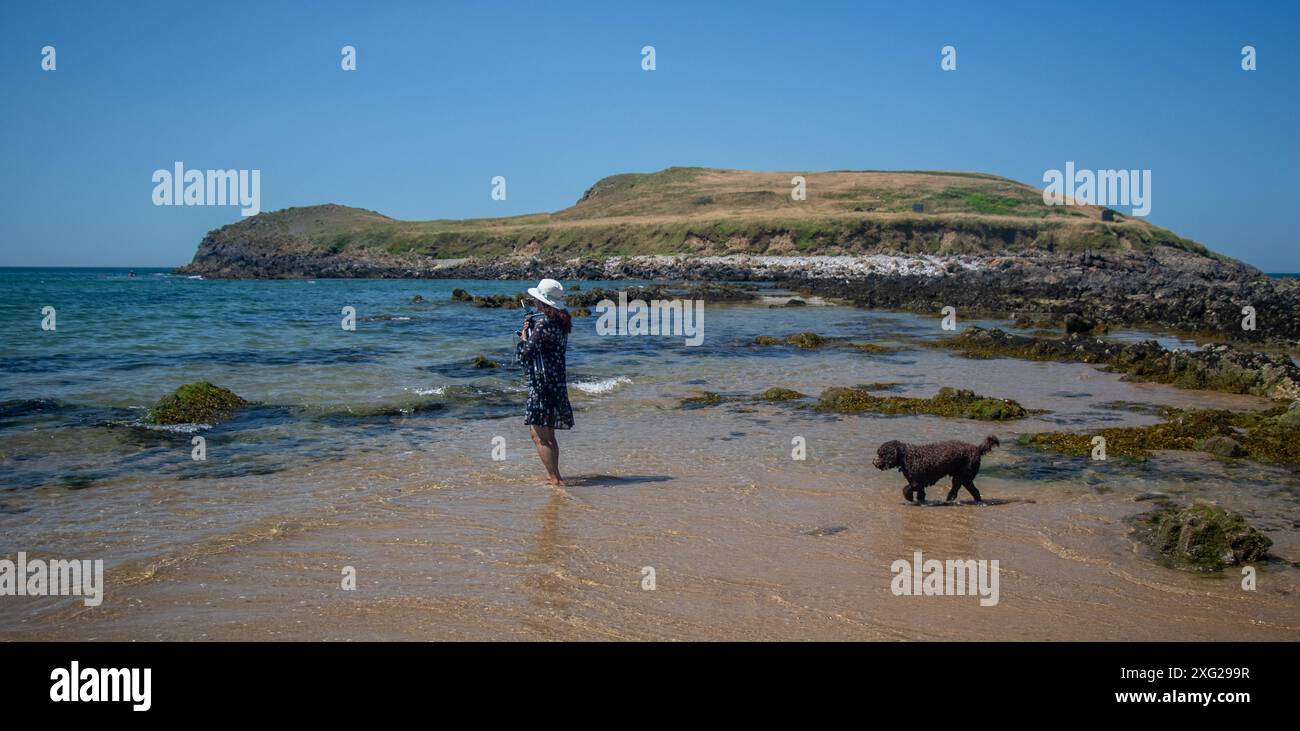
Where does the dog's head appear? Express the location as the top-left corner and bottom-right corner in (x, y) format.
(873, 440), (905, 470)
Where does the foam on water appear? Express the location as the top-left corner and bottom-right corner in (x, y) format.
(573, 376), (632, 395)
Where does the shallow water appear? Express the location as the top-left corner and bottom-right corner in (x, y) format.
(1, 268), (1297, 640)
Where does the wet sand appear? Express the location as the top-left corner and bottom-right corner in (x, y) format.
(5, 387), (1298, 641)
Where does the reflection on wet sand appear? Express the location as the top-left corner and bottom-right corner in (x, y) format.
(524, 489), (575, 625)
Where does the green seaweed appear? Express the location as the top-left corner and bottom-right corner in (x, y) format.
(937, 327), (1300, 401)
(752, 332), (831, 349)
(1022, 405), (1300, 465)
(1132, 504), (1272, 572)
(680, 391), (727, 409)
(783, 332), (827, 349)
(755, 387), (806, 402)
(815, 386), (1029, 420)
(847, 342), (902, 353)
(147, 382), (249, 425)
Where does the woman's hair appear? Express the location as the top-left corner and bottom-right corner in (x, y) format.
(538, 302), (572, 334)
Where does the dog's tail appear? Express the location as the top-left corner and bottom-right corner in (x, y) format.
(978, 435), (1000, 455)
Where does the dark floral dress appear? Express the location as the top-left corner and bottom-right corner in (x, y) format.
(516, 314), (574, 430)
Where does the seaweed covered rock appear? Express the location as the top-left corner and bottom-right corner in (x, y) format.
(784, 332), (827, 349)
(815, 386), (1028, 420)
(680, 391), (726, 409)
(1023, 405), (1300, 465)
(1022, 408), (1236, 460)
(1120, 343), (1300, 401)
(756, 387), (805, 402)
(147, 382), (248, 425)
(1198, 435), (1246, 458)
(471, 355), (498, 369)
(940, 327), (1300, 401)
(849, 342), (901, 353)
(753, 332), (828, 348)
(449, 288), (528, 308)
(1275, 400), (1300, 428)
(1133, 504), (1272, 572)
(1063, 313), (1098, 334)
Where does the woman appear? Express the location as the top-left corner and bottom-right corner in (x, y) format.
(517, 278), (573, 485)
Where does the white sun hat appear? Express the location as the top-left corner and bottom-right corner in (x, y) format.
(527, 278), (566, 309)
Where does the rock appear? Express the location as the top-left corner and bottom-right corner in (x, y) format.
(783, 332), (827, 349)
(756, 387), (805, 402)
(410, 294), (424, 304)
(1198, 435), (1246, 458)
(1063, 313), (1096, 334)
(447, 289), (526, 308)
(933, 387), (1029, 420)
(570, 307), (591, 317)
(785, 298), (807, 307)
(680, 391), (726, 409)
(815, 385), (1029, 420)
(471, 355), (498, 369)
(940, 327), (1300, 401)
(804, 526), (848, 537)
(1275, 400), (1300, 428)
(147, 382), (248, 425)
(1134, 504), (1272, 572)
(850, 342), (900, 353)
(1014, 313), (1060, 329)
(753, 335), (781, 346)
(1026, 404), (1300, 465)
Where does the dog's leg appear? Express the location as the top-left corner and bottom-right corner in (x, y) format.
(945, 476), (961, 503)
(902, 485), (915, 503)
(964, 478), (983, 503)
(913, 487), (926, 505)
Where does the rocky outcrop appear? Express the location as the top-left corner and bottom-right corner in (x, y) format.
(1021, 402), (1300, 465)
(1132, 504), (1272, 572)
(147, 382), (248, 425)
(941, 327), (1300, 400)
(815, 386), (1029, 420)
(792, 248), (1299, 346)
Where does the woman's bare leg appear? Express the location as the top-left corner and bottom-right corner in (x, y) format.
(529, 425), (562, 485)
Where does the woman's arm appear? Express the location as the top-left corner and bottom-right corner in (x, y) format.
(516, 314), (548, 359)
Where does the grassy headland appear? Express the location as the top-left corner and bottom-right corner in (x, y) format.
(179, 167), (1211, 271)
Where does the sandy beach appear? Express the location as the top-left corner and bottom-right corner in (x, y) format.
(3, 274), (1297, 640)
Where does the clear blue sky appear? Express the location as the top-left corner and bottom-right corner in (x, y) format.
(2, 0), (1297, 270)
